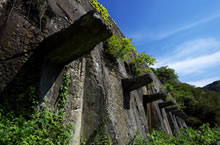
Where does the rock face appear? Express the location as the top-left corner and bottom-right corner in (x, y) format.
(0, 0), (188, 145)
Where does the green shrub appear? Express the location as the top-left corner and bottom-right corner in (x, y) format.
(89, 0), (112, 26)
(128, 124), (220, 145)
(94, 135), (112, 145)
(0, 106), (74, 145)
(127, 131), (147, 145)
(58, 74), (71, 109)
(132, 52), (156, 75)
(105, 35), (156, 75)
(0, 73), (73, 145)
(105, 35), (137, 61)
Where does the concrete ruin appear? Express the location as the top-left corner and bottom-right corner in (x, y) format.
(0, 0), (188, 144)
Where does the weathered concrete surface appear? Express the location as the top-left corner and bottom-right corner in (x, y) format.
(0, 0), (189, 145)
(168, 112), (181, 134)
(165, 106), (178, 112)
(122, 74), (153, 92)
(172, 110), (188, 119)
(0, 0), (95, 93)
(65, 58), (86, 145)
(158, 100), (176, 108)
(143, 92), (167, 104)
(80, 44), (149, 144)
(43, 11), (112, 64)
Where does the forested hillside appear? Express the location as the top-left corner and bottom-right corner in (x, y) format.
(153, 66), (220, 128)
(203, 80), (220, 92)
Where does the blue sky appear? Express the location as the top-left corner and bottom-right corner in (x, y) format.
(101, 0), (220, 87)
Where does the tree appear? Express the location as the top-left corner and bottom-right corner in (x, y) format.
(155, 66), (178, 84)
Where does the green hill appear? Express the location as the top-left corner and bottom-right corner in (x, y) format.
(203, 80), (220, 92)
(154, 66), (220, 127)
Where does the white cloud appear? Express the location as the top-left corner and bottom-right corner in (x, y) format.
(168, 50), (220, 75)
(174, 38), (220, 57)
(157, 38), (220, 75)
(187, 77), (220, 87)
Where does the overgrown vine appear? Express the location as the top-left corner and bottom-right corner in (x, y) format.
(0, 73), (74, 145)
(58, 73), (71, 109)
(89, 0), (112, 26)
(105, 34), (156, 75)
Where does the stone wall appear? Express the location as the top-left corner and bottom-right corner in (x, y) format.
(0, 0), (187, 145)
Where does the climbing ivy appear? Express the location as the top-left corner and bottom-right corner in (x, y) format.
(58, 73), (71, 109)
(0, 73), (74, 145)
(0, 105), (74, 145)
(89, 0), (112, 26)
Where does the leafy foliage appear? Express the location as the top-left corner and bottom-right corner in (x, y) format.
(105, 35), (137, 61)
(128, 124), (220, 145)
(94, 135), (112, 145)
(58, 74), (71, 109)
(127, 131), (147, 145)
(105, 35), (156, 75)
(203, 80), (220, 92)
(89, 0), (112, 26)
(0, 106), (74, 145)
(155, 66), (178, 84)
(169, 81), (220, 127)
(0, 73), (73, 144)
(154, 66), (220, 127)
(132, 52), (156, 75)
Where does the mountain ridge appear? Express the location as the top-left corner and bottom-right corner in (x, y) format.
(203, 80), (220, 92)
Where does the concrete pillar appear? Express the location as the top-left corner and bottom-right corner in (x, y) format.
(165, 106), (178, 112)
(122, 74), (153, 92)
(43, 11), (112, 64)
(143, 92), (167, 104)
(158, 100), (176, 108)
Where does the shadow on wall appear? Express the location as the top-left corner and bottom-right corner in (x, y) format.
(0, 11), (113, 115)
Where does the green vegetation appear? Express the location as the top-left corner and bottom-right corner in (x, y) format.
(77, 0), (81, 3)
(128, 124), (220, 145)
(0, 73), (73, 145)
(89, 0), (112, 26)
(105, 35), (137, 61)
(203, 80), (220, 92)
(0, 106), (74, 145)
(58, 74), (71, 109)
(154, 66), (178, 84)
(154, 66), (220, 127)
(167, 81), (220, 127)
(89, 1), (156, 75)
(132, 52), (156, 75)
(105, 34), (156, 75)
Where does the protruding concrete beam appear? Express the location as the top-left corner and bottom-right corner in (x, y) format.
(165, 106), (178, 112)
(158, 100), (176, 108)
(172, 110), (188, 119)
(122, 74), (153, 92)
(143, 92), (167, 104)
(43, 11), (112, 64)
